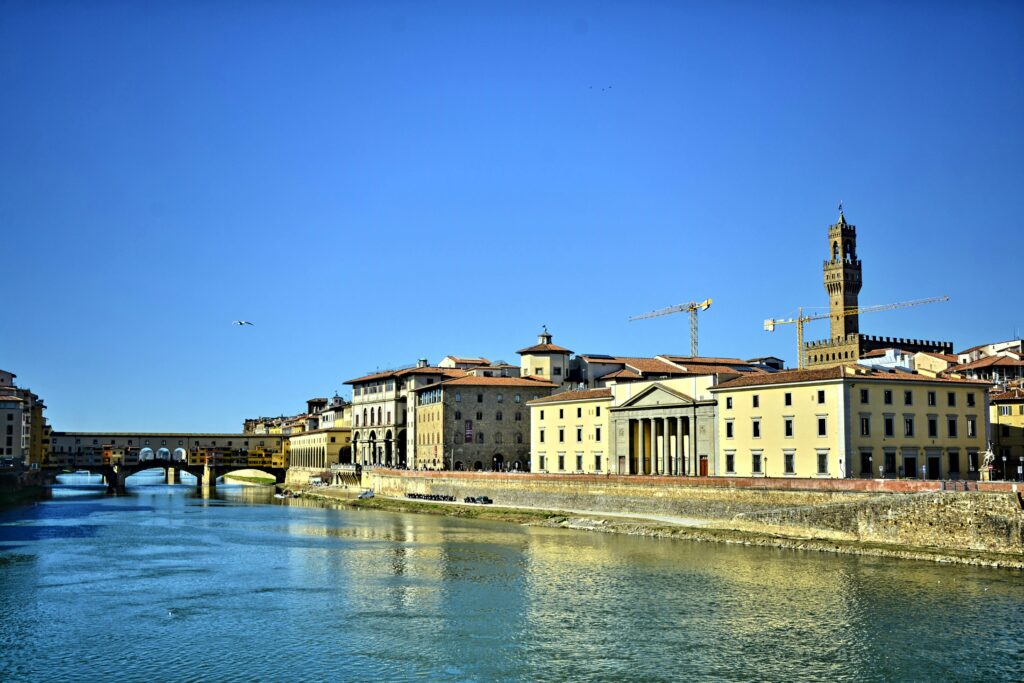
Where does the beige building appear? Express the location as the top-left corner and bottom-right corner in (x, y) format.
(0, 369), (48, 469)
(346, 360), (466, 468)
(527, 358), (768, 476)
(710, 365), (989, 479)
(529, 389), (612, 474)
(286, 395), (353, 470)
(414, 375), (555, 471)
(991, 387), (1024, 481)
(518, 327), (572, 387)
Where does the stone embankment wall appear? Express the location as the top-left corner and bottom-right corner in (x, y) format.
(364, 470), (1024, 556)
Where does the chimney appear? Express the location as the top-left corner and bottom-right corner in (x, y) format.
(417, 358), (428, 368)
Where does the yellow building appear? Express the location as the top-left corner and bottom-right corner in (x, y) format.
(710, 365), (989, 479)
(991, 387), (1024, 481)
(517, 327), (572, 387)
(286, 429), (351, 470)
(528, 389), (613, 473)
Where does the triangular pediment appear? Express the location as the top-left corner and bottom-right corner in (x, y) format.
(616, 383), (695, 409)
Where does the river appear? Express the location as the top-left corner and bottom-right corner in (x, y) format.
(1, 471), (1021, 682)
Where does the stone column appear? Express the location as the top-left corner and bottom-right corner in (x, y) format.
(662, 417), (670, 475)
(633, 419), (641, 474)
(676, 417), (684, 475)
(683, 418), (691, 475)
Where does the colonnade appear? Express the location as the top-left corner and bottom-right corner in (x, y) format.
(625, 416), (692, 476)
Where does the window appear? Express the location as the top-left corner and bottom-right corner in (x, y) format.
(477, 394), (483, 403)
(477, 433), (484, 443)
(817, 451), (828, 475)
(904, 391), (913, 406)
(539, 454), (546, 470)
(516, 433), (523, 444)
(904, 416), (914, 437)
(947, 392), (956, 407)
(595, 426), (602, 442)
(455, 410), (462, 420)
(725, 421), (734, 439)
(455, 392), (462, 402)
(784, 418), (793, 438)
(515, 411), (522, 421)
(514, 394), (521, 403)
(595, 406), (601, 416)
(947, 417), (957, 438)
(884, 416), (894, 437)
(948, 451), (960, 473)
(1002, 425), (1011, 437)
(476, 411), (482, 420)
(558, 453), (565, 471)
(860, 388), (869, 404)
(967, 416), (976, 438)
(784, 452), (795, 474)
(558, 409), (564, 419)
(817, 417), (827, 437)
(539, 429), (545, 443)
(576, 453), (583, 470)
(595, 454), (602, 471)
(817, 390), (825, 404)
(967, 393), (975, 407)
(752, 452), (762, 474)
(860, 416), (870, 436)
(884, 390), (893, 405)
(752, 395), (759, 408)
(784, 393), (792, 406)
(496, 393), (503, 403)
(752, 420), (761, 438)
(540, 410), (545, 419)
(928, 417), (938, 438)
(726, 397), (733, 410)
(725, 453), (735, 473)
(554, 367), (562, 376)
(558, 428), (565, 443)
(927, 391), (936, 407)
(576, 427), (583, 441)
(577, 407), (582, 418)
(496, 411), (503, 421)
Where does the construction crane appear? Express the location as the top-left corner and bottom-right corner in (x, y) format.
(629, 298), (713, 357)
(764, 296), (950, 369)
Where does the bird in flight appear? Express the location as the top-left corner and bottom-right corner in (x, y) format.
(233, 320), (255, 326)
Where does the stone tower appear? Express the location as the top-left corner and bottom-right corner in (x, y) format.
(823, 210), (862, 340)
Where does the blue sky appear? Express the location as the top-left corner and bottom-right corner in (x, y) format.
(2, 0), (1022, 432)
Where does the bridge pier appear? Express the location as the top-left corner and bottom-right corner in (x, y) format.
(104, 466), (127, 495)
(195, 464), (217, 491)
(165, 467), (181, 485)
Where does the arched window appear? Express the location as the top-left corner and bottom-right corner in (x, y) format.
(377, 407), (382, 424)
(844, 240), (852, 261)
(363, 409), (368, 426)
(832, 242), (839, 260)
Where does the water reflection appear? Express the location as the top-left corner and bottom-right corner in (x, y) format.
(0, 484), (1021, 682)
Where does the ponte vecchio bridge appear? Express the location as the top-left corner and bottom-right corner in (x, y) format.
(48, 432), (287, 494)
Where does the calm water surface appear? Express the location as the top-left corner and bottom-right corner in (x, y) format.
(1, 472), (1022, 682)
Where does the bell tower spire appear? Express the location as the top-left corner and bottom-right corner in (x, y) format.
(823, 206), (862, 340)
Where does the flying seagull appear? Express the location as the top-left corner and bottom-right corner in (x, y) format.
(233, 320), (255, 326)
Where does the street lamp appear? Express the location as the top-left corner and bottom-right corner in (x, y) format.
(868, 454), (873, 480)
(1002, 455), (1008, 481)
(878, 463), (884, 480)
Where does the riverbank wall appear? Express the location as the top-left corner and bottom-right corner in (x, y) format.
(363, 469), (1024, 558)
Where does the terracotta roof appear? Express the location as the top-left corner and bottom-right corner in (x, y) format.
(517, 343), (572, 355)
(527, 388), (613, 404)
(601, 369), (642, 380)
(712, 364), (991, 390)
(659, 355), (751, 365)
(345, 366), (465, 384)
(619, 357), (686, 375)
(0, 395), (24, 402)
(916, 351), (958, 362)
(991, 388), (1024, 402)
(945, 356), (1024, 373)
(444, 356), (491, 364)
(413, 375), (556, 390)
